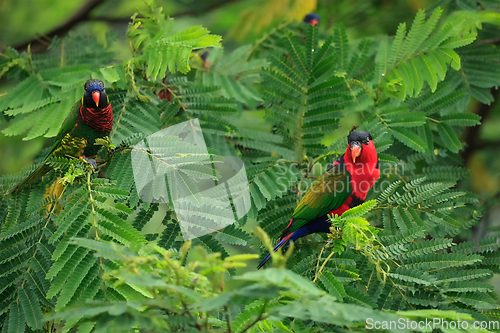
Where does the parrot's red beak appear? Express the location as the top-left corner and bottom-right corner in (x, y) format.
(309, 19), (318, 26)
(92, 91), (100, 107)
(350, 143), (362, 163)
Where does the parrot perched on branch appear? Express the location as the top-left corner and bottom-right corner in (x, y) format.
(257, 130), (380, 269)
(11, 79), (113, 193)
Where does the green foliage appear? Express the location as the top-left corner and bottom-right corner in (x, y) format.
(127, 2), (221, 79)
(327, 200), (379, 255)
(194, 45), (268, 105)
(262, 24), (365, 159)
(1, 2), (500, 332)
(379, 8), (477, 99)
(43, 238), (487, 333)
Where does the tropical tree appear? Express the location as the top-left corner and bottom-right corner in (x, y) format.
(1, 1), (500, 332)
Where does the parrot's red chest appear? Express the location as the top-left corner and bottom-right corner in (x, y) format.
(331, 148), (380, 202)
(79, 104), (113, 132)
(327, 199), (351, 217)
(258, 131), (380, 269)
(326, 157), (380, 218)
(346, 162), (380, 200)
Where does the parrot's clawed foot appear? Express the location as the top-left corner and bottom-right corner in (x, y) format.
(110, 143), (127, 154)
(80, 156), (97, 170)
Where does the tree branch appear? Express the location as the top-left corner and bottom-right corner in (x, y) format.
(224, 305), (232, 333)
(477, 38), (500, 45)
(12, 0), (238, 53)
(14, 0), (105, 52)
(239, 301), (268, 333)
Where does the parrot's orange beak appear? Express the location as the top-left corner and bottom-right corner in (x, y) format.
(350, 143), (361, 163)
(92, 91), (100, 107)
(309, 19), (318, 26)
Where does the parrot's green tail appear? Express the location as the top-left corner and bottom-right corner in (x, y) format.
(10, 164), (51, 194)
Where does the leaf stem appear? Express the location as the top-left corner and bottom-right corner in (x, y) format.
(313, 250), (336, 282)
(87, 170), (100, 240)
(224, 305), (232, 333)
(240, 300), (268, 333)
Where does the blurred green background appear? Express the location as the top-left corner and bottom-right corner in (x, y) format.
(1, 0), (499, 245)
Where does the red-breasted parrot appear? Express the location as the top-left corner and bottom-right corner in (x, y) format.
(257, 130), (380, 269)
(11, 79), (113, 193)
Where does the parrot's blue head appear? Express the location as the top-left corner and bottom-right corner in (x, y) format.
(83, 79), (108, 109)
(304, 13), (320, 26)
(347, 130), (376, 164)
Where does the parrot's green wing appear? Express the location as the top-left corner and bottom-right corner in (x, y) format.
(286, 164), (352, 235)
(10, 100), (82, 193)
(43, 100), (82, 159)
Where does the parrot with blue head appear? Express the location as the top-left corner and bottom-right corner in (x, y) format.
(11, 79), (113, 193)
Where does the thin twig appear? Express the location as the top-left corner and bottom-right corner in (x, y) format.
(477, 38), (500, 45)
(313, 250), (336, 282)
(179, 295), (203, 330)
(240, 301), (268, 333)
(14, 0), (105, 52)
(314, 244), (326, 279)
(224, 305), (232, 333)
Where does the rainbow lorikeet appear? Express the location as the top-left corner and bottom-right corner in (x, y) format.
(11, 79), (113, 193)
(257, 131), (380, 269)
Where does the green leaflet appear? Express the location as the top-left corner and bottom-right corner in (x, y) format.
(158, 220), (180, 250)
(0, 76), (44, 112)
(381, 8), (477, 100)
(404, 253), (483, 271)
(129, 8), (221, 79)
(318, 271), (346, 301)
(437, 122), (462, 153)
(435, 269), (493, 284)
(196, 45), (267, 104)
(441, 112), (481, 126)
(387, 267), (434, 286)
(132, 204), (158, 231)
(18, 285), (43, 330)
(451, 237), (500, 254)
(383, 111), (427, 127)
(194, 234), (229, 259)
(215, 224), (251, 246)
(446, 281), (493, 293)
(344, 286), (377, 308)
(231, 299), (268, 333)
(390, 128), (427, 152)
(249, 160), (299, 212)
(55, 252), (97, 309)
(96, 208), (147, 247)
(7, 301), (25, 333)
(46, 246), (90, 298)
(341, 200), (377, 219)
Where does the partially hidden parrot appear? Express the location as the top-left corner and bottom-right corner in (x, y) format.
(303, 13), (320, 26)
(257, 130), (380, 269)
(11, 79), (113, 193)
(296, 13), (320, 43)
